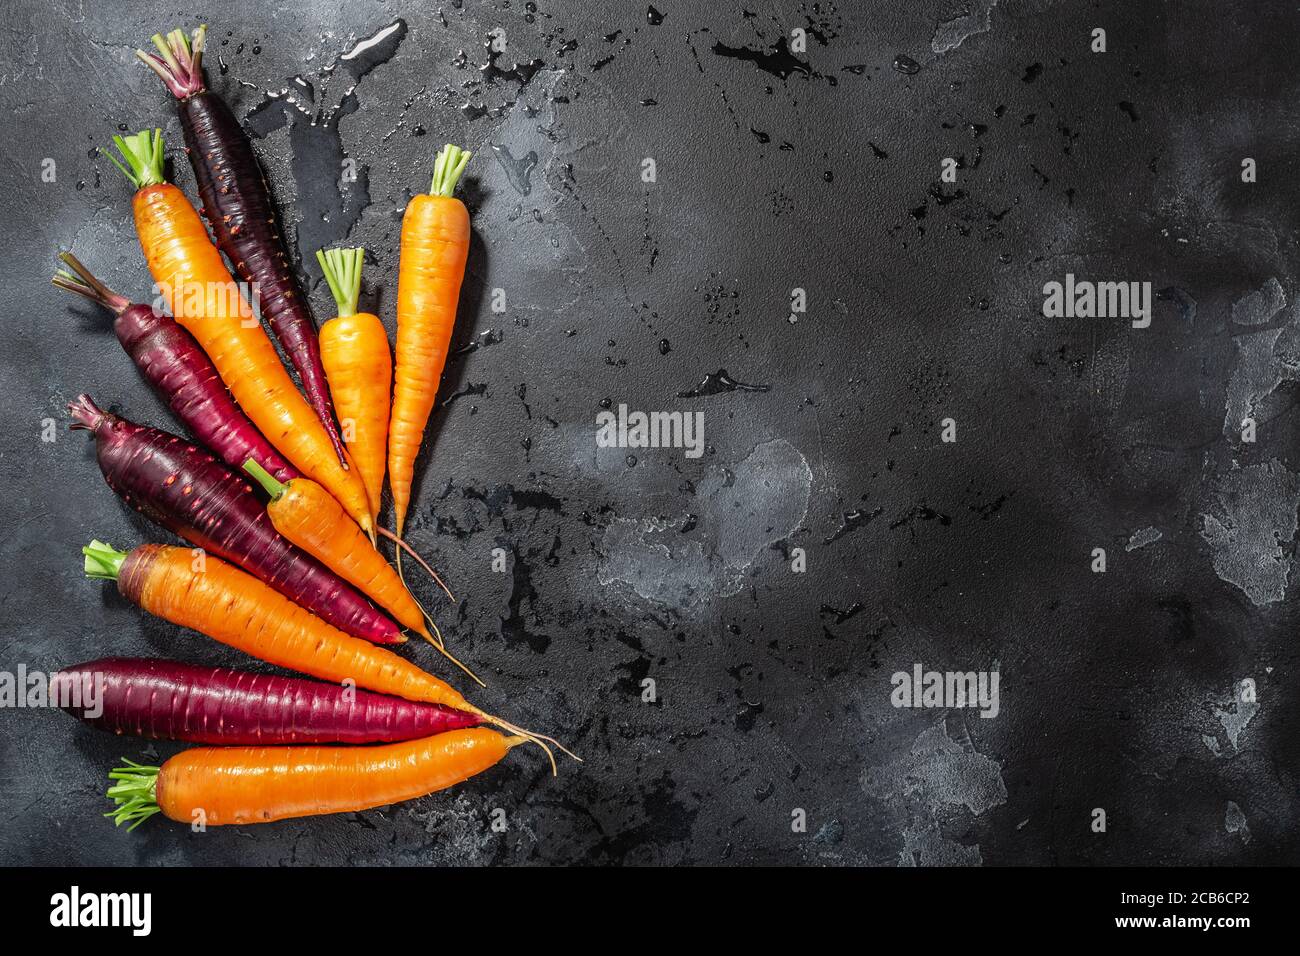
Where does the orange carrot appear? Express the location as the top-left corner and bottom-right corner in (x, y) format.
(83, 541), (565, 767)
(241, 459), (481, 686)
(106, 129), (373, 535)
(316, 247), (390, 524)
(389, 144), (472, 541)
(105, 729), (519, 827)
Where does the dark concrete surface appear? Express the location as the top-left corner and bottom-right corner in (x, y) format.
(1, 0), (1298, 865)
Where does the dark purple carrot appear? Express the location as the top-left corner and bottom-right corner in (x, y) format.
(54, 657), (480, 745)
(67, 394), (401, 645)
(53, 252), (298, 483)
(136, 25), (348, 467)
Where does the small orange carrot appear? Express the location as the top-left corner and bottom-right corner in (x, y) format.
(105, 729), (520, 827)
(389, 144), (472, 541)
(241, 459), (480, 686)
(106, 129), (373, 535)
(317, 247), (390, 524)
(83, 541), (566, 767)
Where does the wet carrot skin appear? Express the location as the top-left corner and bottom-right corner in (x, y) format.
(114, 302), (298, 483)
(156, 729), (510, 825)
(179, 90), (346, 464)
(72, 399), (400, 644)
(319, 311), (391, 521)
(269, 477), (428, 636)
(120, 545), (469, 711)
(389, 194), (471, 536)
(131, 183), (373, 533)
(55, 657), (479, 744)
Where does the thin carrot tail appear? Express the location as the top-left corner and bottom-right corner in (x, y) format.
(418, 603), (446, 650)
(470, 708), (583, 777)
(378, 525), (455, 602)
(421, 620), (484, 688)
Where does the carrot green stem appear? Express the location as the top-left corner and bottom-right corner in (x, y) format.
(105, 759), (161, 831)
(430, 144), (471, 196)
(315, 248), (364, 317)
(136, 25), (207, 100)
(83, 540), (127, 581)
(51, 252), (130, 314)
(106, 129), (166, 189)
(242, 459), (286, 500)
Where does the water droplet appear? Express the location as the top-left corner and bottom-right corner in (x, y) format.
(490, 142), (538, 196)
(625, 454), (638, 467)
(646, 5), (665, 25)
(892, 54), (920, 75)
(658, 338), (671, 355)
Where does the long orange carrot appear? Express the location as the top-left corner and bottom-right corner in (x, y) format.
(105, 730), (519, 827)
(106, 129), (373, 534)
(317, 247), (390, 524)
(82, 541), (566, 767)
(388, 144), (472, 541)
(241, 459), (481, 686)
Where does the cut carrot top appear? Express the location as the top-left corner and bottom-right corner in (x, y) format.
(316, 247), (364, 318)
(105, 129), (165, 189)
(430, 144), (471, 197)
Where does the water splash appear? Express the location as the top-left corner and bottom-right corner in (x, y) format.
(242, 20), (409, 264)
(677, 369), (771, 398)
(491, 143), (539, 196)
(712, 38), (812, 80)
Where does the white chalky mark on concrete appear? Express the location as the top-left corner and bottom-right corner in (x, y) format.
(597, 439), (812, 607)
(1224, 801), (1251, 845)
(1125, 526), (1162, 551)
(1230, 277), (1285, 326)
(931, 0), (999, 54)
(1214, 680), (1259, 752)
(1223, 283), (1298, 439)
(863, 718), (1007, 867)
(1200, 461), (1300, 605)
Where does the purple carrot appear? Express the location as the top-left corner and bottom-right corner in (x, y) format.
(53, 252), (298, 483)
(67, 395), (401, 644)
(136, 25), (348, 466)
(53, 657), (480, 744)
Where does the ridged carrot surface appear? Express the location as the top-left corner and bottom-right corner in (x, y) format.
(109, 130), (372, 534)
(57, 657), (479, 745)
(109, 543), (470, 712)
(317, 248), (390, 521)
(388, 145), (472, 538)
(70, 401), (401, 644)
(243, 461), (430, 641)
(138, 26), (349, 466)
(109, 729), (515, 827)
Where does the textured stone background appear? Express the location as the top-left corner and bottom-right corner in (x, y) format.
(1, 0), (1298, 865)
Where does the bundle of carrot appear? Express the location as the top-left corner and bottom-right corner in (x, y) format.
(42, 21), (575, 830)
